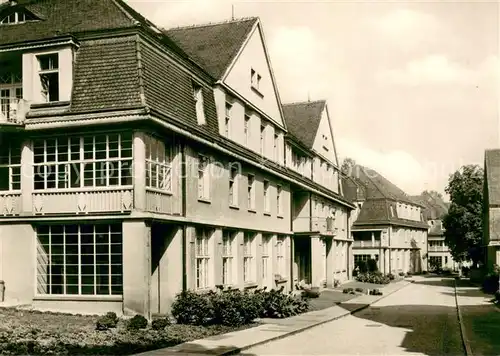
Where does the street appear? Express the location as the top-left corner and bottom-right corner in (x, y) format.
(246, 277), (465, 356)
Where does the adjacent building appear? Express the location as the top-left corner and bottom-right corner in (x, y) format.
(411, 191), (457, 271)
(0, 0), (353, 317)
(342, 165), (429, 275)
(483, 149), (500, 271)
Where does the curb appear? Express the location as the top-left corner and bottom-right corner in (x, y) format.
(222, 280), (415, 355)
(454, 279), (473, 356)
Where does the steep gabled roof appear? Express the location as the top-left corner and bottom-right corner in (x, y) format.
(282, 101), (325, 149)
(0, 0), (138, 46)
(485, 149), (500, 206)
(164, 18), (258, 80)
(410, 191), (448, 220)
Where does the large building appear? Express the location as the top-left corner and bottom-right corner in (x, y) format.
(342, 165), (429, 275)
(0, 0), (354, 317)
(411, 191), (457, 271)
(483, 149), (500, 271)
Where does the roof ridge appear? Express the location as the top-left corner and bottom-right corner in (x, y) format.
(165, 16), (258, 32)
(282, 99), (326, 107)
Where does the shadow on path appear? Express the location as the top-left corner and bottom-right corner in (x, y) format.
(137, 343), (258, 356)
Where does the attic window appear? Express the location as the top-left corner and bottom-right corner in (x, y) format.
(251, 68), (262, 95)
(192, 82), (206, 125)
(1, 11), (35, 24)
(37, 53), (59, 103)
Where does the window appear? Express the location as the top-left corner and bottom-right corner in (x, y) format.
(260, 124), (265, 155)
(244, 113), (250, 145)
(276, 236), (286, 278)
(198, 155), (210, 200)
(251, 68), (261, 90)
(222, 231), (235, 285)
(277, 185), (283, 216)
(33, 133), (132, 190)
(36, 224), (122, 296)
(1, 11), (35, 24)
(263, 180), (270, 213)
(228, 163), (239, 206)
(196, 228), (211, 289)
(224, 102), (232, 137)
(145, 135), (172, 192)
(0, 139), (21, 191)
(243, 232), (256, 283)
(262, 234), (271, 282)
(273, 133), (279, 161)
(0, 72), (22, 121)
(37, 53), (59, 102)
(247, 174), (255, 210)
(193, 83), (206, 125)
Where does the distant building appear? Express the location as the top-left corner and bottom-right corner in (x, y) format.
(483, 149), (500, 271)
(411, 192), (457, 271)
(342, 166), (429, 275)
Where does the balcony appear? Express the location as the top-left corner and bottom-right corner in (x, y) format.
(428, 246), (448, 252)
(353, 240), (381, 248)
(293, 216), (337, 235)
(0, 192), (22, 216)
(0, 98), (28, 125)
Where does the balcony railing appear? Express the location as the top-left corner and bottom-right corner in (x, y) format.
(428, 246), (448, 252)
(0, 192), (22, 216)
(293, 216), (338, 234)
(0, 98), (29, 124)
(353, 240), (381, 248)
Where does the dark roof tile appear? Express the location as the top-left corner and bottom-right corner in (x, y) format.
(282, 101), (325, 148)
(165, 18), (257, 79)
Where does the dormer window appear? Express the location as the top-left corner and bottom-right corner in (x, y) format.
(37, 53), (59, 103)
(192, 82), (206, 125)
(1, 10), (35, 25)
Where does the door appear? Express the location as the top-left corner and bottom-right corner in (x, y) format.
(294, 237), (312, 284)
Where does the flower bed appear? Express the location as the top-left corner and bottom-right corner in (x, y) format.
(0, 308), (254, 355)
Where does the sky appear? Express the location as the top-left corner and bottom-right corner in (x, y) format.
(128, 0), (499, 198)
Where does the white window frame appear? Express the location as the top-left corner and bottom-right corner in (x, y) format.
(260, 124), (266, 155)
(36, 224), (123, 296)
(0, 11), (29, 24)
(224, 102), (232, 138)
(193, 83), (206, 125)
(0, 139), (21, 191)
(277, 184), (283, 216)
(33, 133), (133, 191)
(261, 234), (271, 283)
(37, 53), (59, 103)
(229, 163), (239, 207)
(247, 174), (255, 211)
(244, 113), (250, 145)
(222, 230), (235, 286)
(0, 72), (22, 121)
(276, 236), (286, 278)
(198, 154), (210, 200)
(195, 228), (211, 289)
(263, 180), (270, 214)
(145, 135), (172, 193)
(273, 132), (279, 161)
(243, 232), (256, 283)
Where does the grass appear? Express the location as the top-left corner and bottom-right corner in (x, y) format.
(0, 307), (256, 355)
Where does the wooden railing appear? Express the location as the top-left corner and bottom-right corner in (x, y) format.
(0, 192), (22, 216)
(145, 189), (180, 215)
(32, 188), (133, 215)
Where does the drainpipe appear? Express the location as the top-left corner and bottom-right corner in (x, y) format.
(290, 189), (294, 291)
(181, 139), (187, 291)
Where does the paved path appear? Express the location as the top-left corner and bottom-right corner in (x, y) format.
(247, 276), (465, 356)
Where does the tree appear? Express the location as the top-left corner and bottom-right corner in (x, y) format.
(341, 157), (356, 175)
(442, 165), (483, 265)
(423, 190), (444, 200)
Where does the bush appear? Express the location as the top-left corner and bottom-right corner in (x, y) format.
(127, 315), (148, 330)
(95, 312), (119, 331)
(333, 279), (341, 287)
(210, 289), (263, 326)
(355, 272), (390, 285)
(369, 289), (383, 296)
(387, 273), (395, 280)
(151, 317), (171, 330)
(462, 266), (470, 276)
(422, 270), (428, 275)
(260, 287), (309, 319)
(398, 272), (404, 277)
(367, 259), (378, 272)
(355, 287), (364, 293)
(172, 290), (214, 325)
(356, 260), (369, 273)
(482, 273), (499, 294)
(343, 288), (354, 294)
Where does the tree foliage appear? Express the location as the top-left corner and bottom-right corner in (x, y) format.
(341, 157), (356, 175)
(442, 164), (483, 264)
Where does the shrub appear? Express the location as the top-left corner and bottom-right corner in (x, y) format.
(406, 272), (412, 277)
(355, 272), (390, 285)
(369, 289), (383, 296)
(95, 312), (119, 331)
(127, 315), (148, 330)
(172, 290), (214, 325)
(343, 288), (354, 294)
(387, 273), (395, 280)
(260, 287), (309, 318)
(422, 270), (428, 275)
(482, 273), (499, 294)
(152, 317), (171, 330)
(355, 287), (364, 293)
(333, 279), (341, 287)
(398, 272), (404, 277)
(211, 289), (263, 326)
(367, 259), (378, 273)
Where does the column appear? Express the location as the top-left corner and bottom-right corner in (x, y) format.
(21, 140), (33, 214)
(235, 231), (244, 289)
(311, 236), (323, 287)
(212, 228), (223, 287)
(133, 132), (146, 211)
(255, 232), (263, 288)
(326, 238), (335, 287)
(123, 221), (151, 318)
